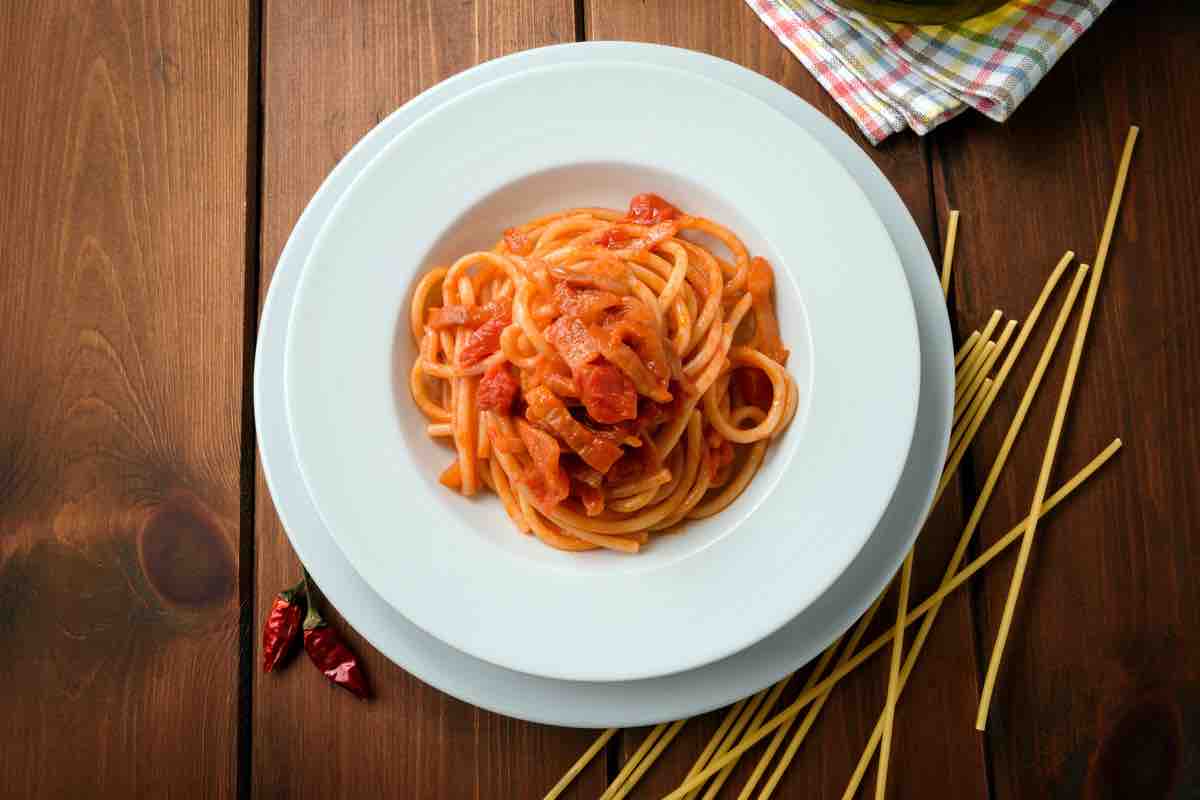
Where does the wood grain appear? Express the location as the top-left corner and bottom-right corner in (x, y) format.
(0, 1), (1193, 798)
(251, 2), (603, 798)
(0, 1), (249, 797)
(932, 3), (1200, 797)
(584, 2), (989, 798)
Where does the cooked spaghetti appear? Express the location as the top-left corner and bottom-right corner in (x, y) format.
(408, 193), (797, 553)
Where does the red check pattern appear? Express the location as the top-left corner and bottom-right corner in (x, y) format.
(748, 0), (1110, 144)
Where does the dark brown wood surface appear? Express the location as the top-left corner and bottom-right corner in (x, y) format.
(250, 3), (605, 799)
(933, 4), (1200, 799)
(1, 0), (1196, 797)
(0, 1), (250, 797)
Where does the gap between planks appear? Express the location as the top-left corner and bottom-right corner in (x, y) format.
(928, 130), (999, 800)
(238, 2), (267, 799)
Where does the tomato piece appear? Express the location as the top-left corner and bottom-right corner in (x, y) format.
(427, 298), (511, 330)
(458, 305), (511, 367)
(543, 316), (601, 371)
(524, 386), (623, 474)
(626, 193), (679, 225)
(516, 420), (570, 510)
(553, 283), (624, 325)
(478, 362), (519, 414)
(597, 227), (632, 249)
(577, 362), (637, 424)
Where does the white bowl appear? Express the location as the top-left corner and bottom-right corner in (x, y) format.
(284, 60), (920, 682)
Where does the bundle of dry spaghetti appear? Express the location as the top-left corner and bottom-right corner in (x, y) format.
(543, 126), (1138, 800)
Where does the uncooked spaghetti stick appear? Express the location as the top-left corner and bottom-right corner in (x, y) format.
(953, 344), (993, 427)
(688, 688), (769, 799)
(976, 125), (1139, 731)
(955, 340), (995, 402)
(955, 320), (1015, 420)
(837, 440), (1126, 799)
(655, 439), (1121, 800)
(922, 440), (1121, 613)
(941, 210), (960, 299)
(876, 549), (913, 800)
(547, 242), (1098, 800)
(949, 379), (993, 456)
(954, 330), (982, 368)
(600, 724), (668, 800)
(838, 266), (1093, 800)
(751, 594), (886, 800)
(952, 373), (986, 429)
(703, 614), (848, 800)
(699, 682), (789, 799)
(542, 728), (617, 800)
(956, 313), (999, 391)
(608, 719), (688, 800)
(974, 310), (1002, 357)
(936, 254), (1077, 502)
(670, 265), (1088, 800)
(956, 315), (997, 390)
(679, 697), (750, 792)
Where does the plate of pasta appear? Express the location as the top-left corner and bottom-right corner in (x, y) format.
(284, 60), (920, 681)
(410, 193), (797, 552)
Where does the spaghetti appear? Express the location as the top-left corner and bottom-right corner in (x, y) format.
(409, 193), (796, 553)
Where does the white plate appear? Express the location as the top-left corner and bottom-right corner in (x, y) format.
(284, 59), (920, 681)
(257, 42), (951, 725)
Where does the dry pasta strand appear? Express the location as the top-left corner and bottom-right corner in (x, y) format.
(955, 320), (1015, 417)
(680, 697), (750, 792)
(949, 378), (993, 455)
(839, 266), (1094, 800)
(614, 257), (1075, 800)
(876, 549), (913, 800)
(599, 724), (668, 800)
(607, 719), (688, 800)
(573, 251), (1077, 800)
(954, 332), (988, 390)
(935, 255), (1079, 504)
(546, 145), (1138, 798)
(940, 210), (960, 298)
(691, 689), (772, 800)
(680, 692), (769, 800)
(976, 125), (1139, 731)
(542, 727), (617, 800)
(546, 436), (1118, 800)
(750, 593), (886, 800)
(658, 439), (1122, 800)
(954, 330), (981, 368)
(955, 339), (995, 400)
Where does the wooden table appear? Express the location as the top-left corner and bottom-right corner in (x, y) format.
(2, 1), (1196, 797)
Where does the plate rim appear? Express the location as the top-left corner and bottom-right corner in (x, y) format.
(282, 56), (921, 681)
(255, 41), (951, 726)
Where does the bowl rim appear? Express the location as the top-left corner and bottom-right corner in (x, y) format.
(282, 57), (921, 682)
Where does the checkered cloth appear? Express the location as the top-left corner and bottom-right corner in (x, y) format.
(748, 0), (1110, 144)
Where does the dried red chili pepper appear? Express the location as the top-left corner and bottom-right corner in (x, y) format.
(262, 578), (305, 673)
(302, 578), (369, 699)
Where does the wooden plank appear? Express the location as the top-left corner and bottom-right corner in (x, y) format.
(0, 1), (249, 797)
(585, 2), (991, 798)
(932, 4), (1200, 798)
(251, 3), (605, 798)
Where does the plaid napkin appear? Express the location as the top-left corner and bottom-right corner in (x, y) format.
(747, 0), (1111, 144)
